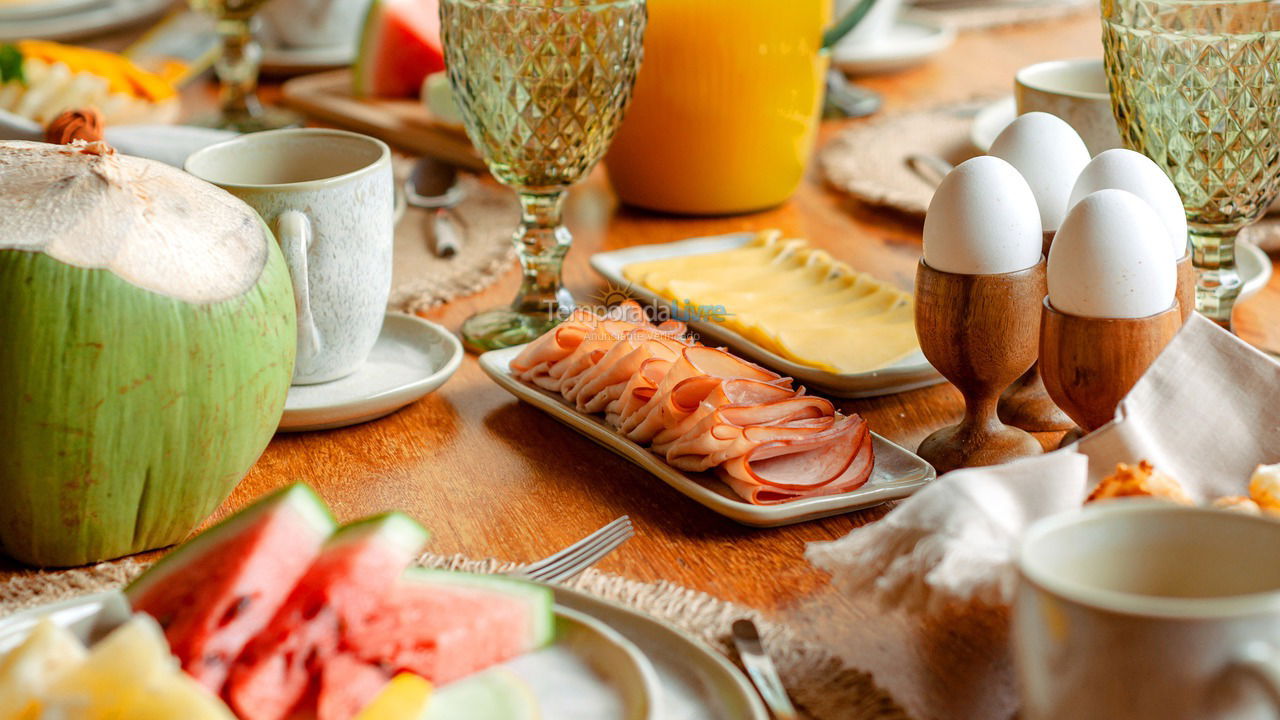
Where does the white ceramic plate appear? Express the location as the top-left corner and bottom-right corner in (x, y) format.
(0, 0), (170, 42)
(478, 344), (936, 527)
(831, 18), (956, 75)
(0, 592), (660, 720)
(969, 95), (1017, 152)
(0, 0), (106, 22)
(1239, 239), (1273, 301)
(590, 233), (943, 398)
(553, 586), (768, 720)
(280, 313), (463, 432)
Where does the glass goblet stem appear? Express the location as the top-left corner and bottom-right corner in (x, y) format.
(1190, 227), (1243, 329)
(213, 17), (265, 120)
(510, 190), (574, 319)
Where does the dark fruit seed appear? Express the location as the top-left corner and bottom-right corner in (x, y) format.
(217, 595), (253, 627)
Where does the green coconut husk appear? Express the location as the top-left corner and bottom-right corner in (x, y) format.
(0, 140), (297, 567)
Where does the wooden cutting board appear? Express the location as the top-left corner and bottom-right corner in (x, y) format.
(281, 70), (486, 172)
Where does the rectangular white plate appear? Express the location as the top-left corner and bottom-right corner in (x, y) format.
(589, 233), (944, 398)
(479, 345), (937, 527)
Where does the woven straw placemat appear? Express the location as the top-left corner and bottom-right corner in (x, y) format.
(0, 553), (910, 720)
(819, 102), (1280, 255)
(388, 158), (519, 315)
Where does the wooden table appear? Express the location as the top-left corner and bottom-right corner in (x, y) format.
(12, 10), (1280, 720)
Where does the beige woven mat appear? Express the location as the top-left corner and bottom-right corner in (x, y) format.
(0, 553), (910, 720)
(819, 102), (1280, 254)
(388, 158), (518, 315)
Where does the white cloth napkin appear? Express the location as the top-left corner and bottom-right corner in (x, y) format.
(808, 313), (1280, 613)
(0, 109), (236, 167)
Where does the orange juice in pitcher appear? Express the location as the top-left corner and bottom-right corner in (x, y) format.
(605, 0), (834, 216)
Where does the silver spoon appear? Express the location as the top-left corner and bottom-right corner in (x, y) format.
(906, 152), (954, 189)
(732, 618), (799, 720)
(404, 156), (466, 258)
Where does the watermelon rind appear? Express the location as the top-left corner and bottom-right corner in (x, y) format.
(327, 511), (430, 557)
(351, 0), (385, 97)
(123, 484), (336, 602)
(400, 569), (555, 650)
(423, 668), (540, 720)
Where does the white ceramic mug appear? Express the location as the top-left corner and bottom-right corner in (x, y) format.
(836, 0), (904, 50)
(260, 0), (375, 49)
(187, 129), (394, 385)
(1016, 501), (1280, 720)
(1015, 58), (1122, 156)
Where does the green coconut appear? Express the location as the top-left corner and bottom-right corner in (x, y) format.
(0, 140), (297, 567)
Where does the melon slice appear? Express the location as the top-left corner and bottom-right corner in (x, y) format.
(40, 614), (234, 720)
(227, 513), (431, 720)
(126, 483), (337, 693)
(344, 569), (554, 686)
(353, 0), (445, 98)
(354, 672), (433, 720)
(0, 618), (86, 717)
(424, 668), (540, 720)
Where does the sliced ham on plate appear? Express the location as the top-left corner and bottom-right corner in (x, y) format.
(514, 304), (875, 505)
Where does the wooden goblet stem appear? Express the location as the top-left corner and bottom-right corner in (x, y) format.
(1175, 252), (1194, 322)
(997, 228), (1075, 432)
(1038, 299), (1182, 433)
(914, 259), (1045, 474)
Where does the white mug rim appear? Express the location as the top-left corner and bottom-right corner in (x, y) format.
(185, 128), (391, 193)
(1019, 501), (1280, 620)
(1016, 58), (1111, 102)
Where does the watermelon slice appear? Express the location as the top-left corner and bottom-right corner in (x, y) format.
(317, 653), (393, 720)
(344, 569), (554, 686)
(353, 0), (445, 98)
(125, 484), (336, 694)
(226, 512), (430, 720)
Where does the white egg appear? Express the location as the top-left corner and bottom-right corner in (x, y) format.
(1068, 148), (1188, 260)
(923, 156), (1043, 275)
(1048, 189), (1177, 318)
(989, 112), (1091, 232)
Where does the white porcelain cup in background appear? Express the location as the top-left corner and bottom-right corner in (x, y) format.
(836, 0), (904, 49)
(1015, 58), (1122, 156)
(187, 129), (394, 385)
(260, 0), (374, 49)
(1015, 502), (1280, 720)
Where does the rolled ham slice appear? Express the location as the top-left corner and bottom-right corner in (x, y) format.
(719, 415), (873, 504)
(605, 356), (672, 428)
(662, 396), (834, 472)
(619, 346), (784, 441)
(649, 378), (797, 455)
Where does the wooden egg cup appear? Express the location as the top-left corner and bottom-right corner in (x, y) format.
(1176, 252), (1194, 322)
(915, 259), (1045, 474)
(1039, 299), (1183, 434)
(997, 229), (1076, 432)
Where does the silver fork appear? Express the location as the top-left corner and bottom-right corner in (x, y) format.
(505, 516), (633, 585)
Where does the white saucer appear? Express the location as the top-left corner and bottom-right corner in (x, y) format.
(261, 42), (357, 77)
(279, 313), (463, 432)
(970, 95), (1017, 152)
(831, 18), (956, 75)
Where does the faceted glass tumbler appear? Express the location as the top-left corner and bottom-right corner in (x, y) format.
(1103, 0), (1280, 326)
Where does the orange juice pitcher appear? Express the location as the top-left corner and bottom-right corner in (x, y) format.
(606, 0), (857, 215)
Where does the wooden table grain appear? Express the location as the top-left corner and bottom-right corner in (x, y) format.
(10, 10), (1280, 720)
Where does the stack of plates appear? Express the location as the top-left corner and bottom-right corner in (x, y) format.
(0, 586), (769, 719)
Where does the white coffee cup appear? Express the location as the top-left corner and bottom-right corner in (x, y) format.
(260, 0), (374, 49)
(1015, 58), (1123, 156)
(187, 129), (394, 385)
(836, 0), (905, 50)
(1015, 501), (1280, 720)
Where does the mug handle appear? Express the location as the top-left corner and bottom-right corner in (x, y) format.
(1222, 642), (1280, 709)
(822, 0), (879, 49)
(276, 210), (323, 362)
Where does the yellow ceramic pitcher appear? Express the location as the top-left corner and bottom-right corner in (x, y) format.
(605, 0), (865, 216)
